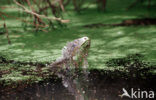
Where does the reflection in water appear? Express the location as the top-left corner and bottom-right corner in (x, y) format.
(1, 69), (155, 100)
(60, 70), (90, 100)
(62, 77), (86, 100)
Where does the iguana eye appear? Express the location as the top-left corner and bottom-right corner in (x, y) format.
(63, 46), (67, 49)
(84, 37), (88, 40)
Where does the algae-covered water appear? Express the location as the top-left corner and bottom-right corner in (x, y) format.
(1, 24), (156, 66)
(0, 0), (156, 99)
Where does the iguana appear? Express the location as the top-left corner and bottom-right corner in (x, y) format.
(49, 37), (90, 71)
(48, 37), (90, 99)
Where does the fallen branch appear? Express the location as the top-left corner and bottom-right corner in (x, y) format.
(13, 0), (70, 23)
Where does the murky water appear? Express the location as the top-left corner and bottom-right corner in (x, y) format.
(1, 70), (156, 100)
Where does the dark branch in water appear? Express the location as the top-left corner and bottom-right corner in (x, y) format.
(84, 18), (156, 28)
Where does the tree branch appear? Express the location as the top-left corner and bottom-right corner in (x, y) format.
(13, 0), (70, 23)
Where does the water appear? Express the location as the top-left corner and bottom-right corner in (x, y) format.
(1, 70), (156, 100)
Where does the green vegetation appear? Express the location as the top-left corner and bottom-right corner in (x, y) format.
(0, 0), (156, 88)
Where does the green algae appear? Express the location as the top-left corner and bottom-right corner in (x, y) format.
(0, 0), (156, 87)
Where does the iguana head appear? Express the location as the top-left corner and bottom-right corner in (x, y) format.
(62, 37), (90, 68)
(62, 37), (90, 58)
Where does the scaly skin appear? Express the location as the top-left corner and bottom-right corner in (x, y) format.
(49, 37), (90, 71)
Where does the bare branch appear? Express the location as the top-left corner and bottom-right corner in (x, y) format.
(13, 0), (70, 23)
